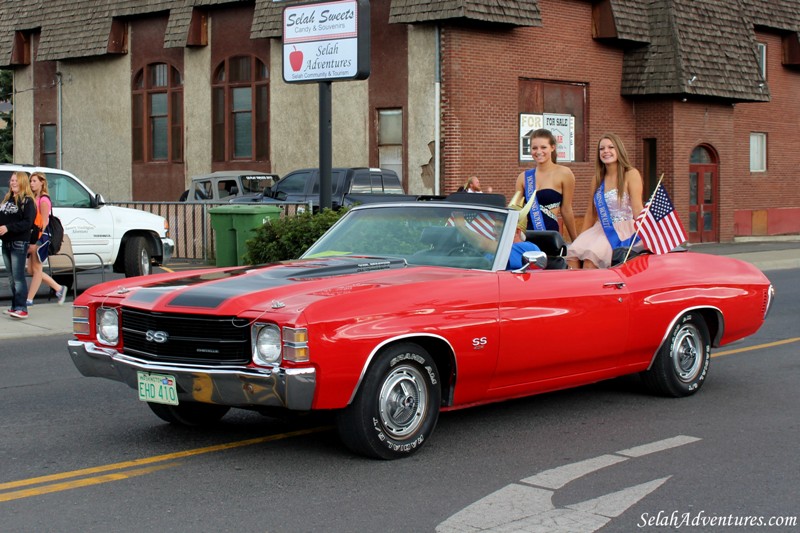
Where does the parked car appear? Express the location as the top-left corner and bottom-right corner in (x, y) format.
(67, 201), (773, 459)
(179, 171), (280, 202)
(1, 164), (173, 277)
(229, 167), (418, 209)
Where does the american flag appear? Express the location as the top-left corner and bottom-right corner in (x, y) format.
(635, 184), (687, 254)
(446, 212), (497, 240)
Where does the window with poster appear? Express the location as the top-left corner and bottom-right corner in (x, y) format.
(518, 79), (587, 163)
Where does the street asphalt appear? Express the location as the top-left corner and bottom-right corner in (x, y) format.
(1, 238), (799, 340)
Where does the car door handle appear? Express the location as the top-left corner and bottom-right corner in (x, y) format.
(603, 282), (626, 289)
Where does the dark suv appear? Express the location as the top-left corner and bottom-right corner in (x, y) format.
(230, 167), (407, 209)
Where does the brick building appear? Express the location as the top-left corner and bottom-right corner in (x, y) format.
(0, 0), (798, 242)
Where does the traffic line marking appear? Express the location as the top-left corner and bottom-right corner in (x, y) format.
(713, 336), (800, 358)
(0, 463), (181, 502)
(0, 426), (331, 500)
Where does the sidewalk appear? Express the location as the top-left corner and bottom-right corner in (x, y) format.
(2, 239), (799, 340)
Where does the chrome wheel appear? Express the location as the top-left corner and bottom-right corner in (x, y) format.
(641, 312), (710, 397)
(671, 323), (703, 383)
(378, 364), (427, 439)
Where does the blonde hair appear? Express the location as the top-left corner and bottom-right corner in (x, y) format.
(30, 171), (50, 198)
(592, 133), (634, 200)
(3, 171), (35, 205)
(463, 176), (479, 191)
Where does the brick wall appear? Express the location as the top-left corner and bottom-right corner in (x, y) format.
(438, 0), (800, 241)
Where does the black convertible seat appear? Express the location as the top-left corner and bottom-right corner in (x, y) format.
(525, 230), (567, 257)
(443, 192), (508, 207)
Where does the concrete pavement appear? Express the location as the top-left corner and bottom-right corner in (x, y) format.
(2, 238), (798, 340)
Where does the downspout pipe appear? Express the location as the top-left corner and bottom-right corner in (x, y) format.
(56, 70), (63, 169)
(434, 24), (441, 195)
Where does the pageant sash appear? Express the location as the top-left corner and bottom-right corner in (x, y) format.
(523, 169), (547, 231)
(594, 184), (636, 249)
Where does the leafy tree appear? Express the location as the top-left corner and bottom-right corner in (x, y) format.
(0, 69), (12, 163)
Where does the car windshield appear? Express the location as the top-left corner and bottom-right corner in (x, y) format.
(241, 176), (273, 194)
(303, 204), (511, 270)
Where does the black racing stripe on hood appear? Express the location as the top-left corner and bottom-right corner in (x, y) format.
(166, 256), (406, 309)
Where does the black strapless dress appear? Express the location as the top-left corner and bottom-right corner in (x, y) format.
(527, 188), (562, 232)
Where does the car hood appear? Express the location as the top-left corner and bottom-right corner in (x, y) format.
(80, 256), (482, 318)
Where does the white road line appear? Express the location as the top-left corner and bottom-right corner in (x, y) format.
(436, 435), (701, 533)
(616, 435), (701, 458)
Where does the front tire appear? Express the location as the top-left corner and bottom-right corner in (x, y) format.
(147, 402), (230, 426)
(337, 343), (441, 459)
(641, 312), (710, 397)
(124, 236), (152, 277)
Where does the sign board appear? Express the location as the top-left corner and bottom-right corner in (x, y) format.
(282, 0), (370, 83)
(519, 113), (575, 162)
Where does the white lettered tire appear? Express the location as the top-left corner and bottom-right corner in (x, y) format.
(337, 343), (441, 459)
(641, 312), (710, 397)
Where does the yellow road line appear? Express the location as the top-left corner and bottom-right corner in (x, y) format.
(0, 426), (331, 493)
(713, 337), (800, 358)
(0, 463), (181, 502)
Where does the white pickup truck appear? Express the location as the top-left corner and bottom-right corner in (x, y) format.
(0, 164), (174, 277)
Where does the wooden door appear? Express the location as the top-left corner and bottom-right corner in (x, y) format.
(688, 146), (718, 243)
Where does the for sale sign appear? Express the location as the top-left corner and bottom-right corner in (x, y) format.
(282, 0), (370, 83)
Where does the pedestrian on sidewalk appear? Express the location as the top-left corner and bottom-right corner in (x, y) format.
(0, 171), (37, 319)
(26, 172), (67, 305)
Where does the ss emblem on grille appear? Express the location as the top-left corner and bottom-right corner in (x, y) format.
(145, 330), (169, 343)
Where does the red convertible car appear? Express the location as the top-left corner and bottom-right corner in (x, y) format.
(68, 201), (774, 459)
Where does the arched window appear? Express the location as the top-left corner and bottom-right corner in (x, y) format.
(212, 55), (269, 162)
(132, 63), (183, 162)
(690, 146), (714, 164)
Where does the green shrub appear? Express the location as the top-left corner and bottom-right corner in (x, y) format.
(244, 208), (347, 264)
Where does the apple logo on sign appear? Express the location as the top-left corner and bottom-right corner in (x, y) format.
(289, 46), (303, 72)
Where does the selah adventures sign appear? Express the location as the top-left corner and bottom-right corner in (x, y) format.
(282, 0), (370, 83)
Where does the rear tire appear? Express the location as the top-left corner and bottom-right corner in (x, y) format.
(147, 402), (230, 426)
(641, 312), (710, 397)
(337, 343), (441, 459)
(124, 236), (152, 277)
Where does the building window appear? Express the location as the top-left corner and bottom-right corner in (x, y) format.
(519, 79), (587, 162)
(132, 63), (183, 163)
(212, 56), (269, 162)
(749, 133), (766, 172)
(378, 109), (403, 179)
(41, 124), (57, 168)
(756, 42), (766, 79)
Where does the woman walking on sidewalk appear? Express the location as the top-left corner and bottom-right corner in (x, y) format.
(0, 172), (37, 319)
(26, 172), (67, 305)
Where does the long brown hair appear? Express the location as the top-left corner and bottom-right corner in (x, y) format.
(30, 171), (50, 198)
(530, 128), (558, 164)
(592, 133), (634, 200)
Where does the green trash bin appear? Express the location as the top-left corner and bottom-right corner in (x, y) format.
(209, 205), (282, 266)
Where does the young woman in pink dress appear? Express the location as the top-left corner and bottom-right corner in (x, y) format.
(566, 133), (644, 269)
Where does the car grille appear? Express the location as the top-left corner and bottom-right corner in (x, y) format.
(121, 308), (251, 365)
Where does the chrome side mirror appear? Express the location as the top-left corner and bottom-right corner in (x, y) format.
(514, 250), (548, 273)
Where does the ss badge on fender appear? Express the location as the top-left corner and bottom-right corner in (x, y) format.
(472, 337), (487, 350)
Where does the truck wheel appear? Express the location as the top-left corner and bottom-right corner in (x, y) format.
(124, 236), (152, 277)
(641, 312), (710, 397)
(147, 402), (230, 426)
(337, 343), (441, 459)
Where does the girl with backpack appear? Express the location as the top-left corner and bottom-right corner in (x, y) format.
(0, 171), (37, 318)
(27, 172), (67, 305)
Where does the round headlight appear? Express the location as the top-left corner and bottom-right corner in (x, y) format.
(254, 325), (281, 365)
(96, 308), (119, 345)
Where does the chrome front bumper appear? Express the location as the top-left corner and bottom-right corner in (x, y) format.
(67, 340), (316, 410)
(160, 238), (175, 264)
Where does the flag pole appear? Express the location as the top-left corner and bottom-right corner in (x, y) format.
(622, 173), (664, 263)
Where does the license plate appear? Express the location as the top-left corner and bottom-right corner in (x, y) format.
(137, 372), (179, 405)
